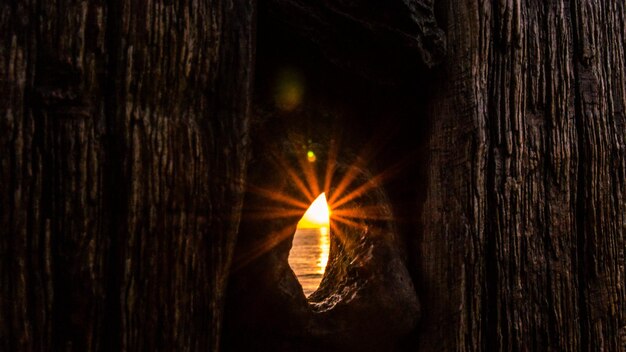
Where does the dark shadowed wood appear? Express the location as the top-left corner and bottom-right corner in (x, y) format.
(1, 0), (624, 351)
(418, 1), (625, 351)
(0, 0), (253, 350)
(265, 0), (445, 83)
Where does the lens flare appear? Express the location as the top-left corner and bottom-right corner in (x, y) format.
(274, 68), (305, 112)
(234, 135), (407, 286)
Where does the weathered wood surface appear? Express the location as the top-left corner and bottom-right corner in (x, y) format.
(419, 1), (625, 351)
(0, 0), (253, 350)
(1, 0), (625, 351)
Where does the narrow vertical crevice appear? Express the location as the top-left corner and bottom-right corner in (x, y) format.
(541, 2), (558, 346)
(484, 105), (500, 351)
(26, 0), (46, 348)
(569, 2), (590, 351)
(483, 44), (500, 352)
(30, 1), (65, 348)
(102, 0), (123, 350)
(573, 63), (590, 352)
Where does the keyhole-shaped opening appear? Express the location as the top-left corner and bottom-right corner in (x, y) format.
(288, 193), (331, 296)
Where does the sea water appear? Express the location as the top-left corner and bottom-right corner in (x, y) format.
(288, 227), (330, 296)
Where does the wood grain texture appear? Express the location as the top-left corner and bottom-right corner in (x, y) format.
(418, 1), (625, 351)
(2, 0), (624, 350)
(1, 0), (253, 350)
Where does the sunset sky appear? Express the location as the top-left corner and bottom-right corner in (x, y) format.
(297, 193), (330, 229)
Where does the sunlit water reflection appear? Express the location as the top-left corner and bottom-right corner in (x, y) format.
(289, 227), (330, 296)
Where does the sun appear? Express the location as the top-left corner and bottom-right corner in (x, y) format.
(297, 193), (330, 229)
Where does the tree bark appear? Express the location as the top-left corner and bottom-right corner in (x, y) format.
(418, 1), (625, 351)
(2, 0), (625, 351)
(0, 0), (253, 350)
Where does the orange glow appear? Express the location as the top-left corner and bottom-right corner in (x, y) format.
(290, 193), (331, 296)
(233, 135), (408, 275)
(317, 226), (330, 273)
(297, 193), (330, 229)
